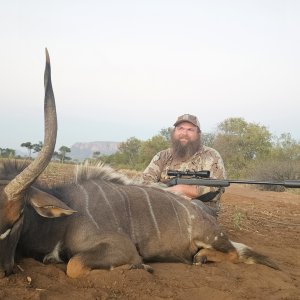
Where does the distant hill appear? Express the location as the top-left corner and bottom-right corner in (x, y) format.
(70, 141), (120, 161)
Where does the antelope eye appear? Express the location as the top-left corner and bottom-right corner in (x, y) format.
(0, 228), (11, 240)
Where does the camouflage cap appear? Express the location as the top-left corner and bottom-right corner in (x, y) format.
(173, 114), (200, 129)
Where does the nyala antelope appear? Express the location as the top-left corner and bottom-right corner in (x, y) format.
(0, 50), (279, 278)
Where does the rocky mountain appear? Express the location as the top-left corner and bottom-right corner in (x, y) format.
(70, 141), (120, 161)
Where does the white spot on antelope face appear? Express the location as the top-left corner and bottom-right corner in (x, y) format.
(214, 236), (218, 241)
(220, 232), (224, 237)
(0, 229), (11, 240)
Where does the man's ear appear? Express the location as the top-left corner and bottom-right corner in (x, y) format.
(28, 186), (77, 218)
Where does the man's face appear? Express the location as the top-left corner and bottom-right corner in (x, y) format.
(171, 122), (201, 159)
(173, 122), (199, 144)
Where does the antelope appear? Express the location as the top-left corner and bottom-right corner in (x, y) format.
(0, 50), (278, 279)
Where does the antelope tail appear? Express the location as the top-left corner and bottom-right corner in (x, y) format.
(231, 241), (280, 270)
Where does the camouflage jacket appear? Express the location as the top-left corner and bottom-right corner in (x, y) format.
(142, 146), (226, 202)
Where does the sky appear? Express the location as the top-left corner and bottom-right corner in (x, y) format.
(1, 0), (299, 151)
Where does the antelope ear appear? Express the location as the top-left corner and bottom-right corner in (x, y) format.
(28, 187), (77, 218)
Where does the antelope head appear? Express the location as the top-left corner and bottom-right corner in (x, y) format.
(0, 49), (57, 277)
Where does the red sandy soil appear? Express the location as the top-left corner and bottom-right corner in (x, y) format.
(0, 185), (299, 300)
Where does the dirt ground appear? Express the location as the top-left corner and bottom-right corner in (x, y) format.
(0, 185), (299, 300)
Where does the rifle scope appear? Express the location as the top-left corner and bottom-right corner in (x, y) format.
(167, 170), (211, 178)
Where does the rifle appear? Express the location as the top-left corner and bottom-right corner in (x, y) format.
(166, 170), (300, 188)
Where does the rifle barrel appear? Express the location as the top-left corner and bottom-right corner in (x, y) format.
(172, 178), (300, 188)
(228, 180), (300, 188)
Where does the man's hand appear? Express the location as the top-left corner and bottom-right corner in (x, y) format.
(166, 184), (199, 199)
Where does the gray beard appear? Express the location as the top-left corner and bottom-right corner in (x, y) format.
(171, 133), (202, 159)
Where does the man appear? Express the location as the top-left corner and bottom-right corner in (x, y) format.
(142, 114), (226, 216)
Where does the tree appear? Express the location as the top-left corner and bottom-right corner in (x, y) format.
(56, 146), (71, 163)
(139, 135), (170, 168)
(21, 142), (34, 158)
(0, 148), (15, 158)
(213, 118), (272, 177)
(93, 151), (101, 159)
(159, 127), (172, 143)
(202, 132), (215, 148)
(118, 137), (142, 169)
(271, 133), (300, 161)
(33, 141), (43, 153)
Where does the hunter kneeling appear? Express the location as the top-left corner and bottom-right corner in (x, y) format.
(142, 114), (226, 217)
